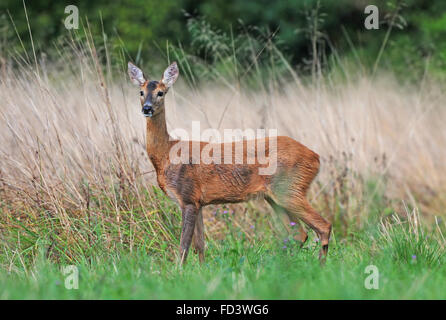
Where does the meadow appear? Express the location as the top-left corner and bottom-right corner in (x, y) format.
(1, 27), (446, 299)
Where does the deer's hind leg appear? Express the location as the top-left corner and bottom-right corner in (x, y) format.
(266, 198), (308, 245)
(192, 208), (205, 264)
(271, 161), (331, 263)
(284, 199), (331, 262)
(293, 220), (308, 245)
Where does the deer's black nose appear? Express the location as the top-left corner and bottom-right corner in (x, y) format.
(142, 104), (153, 117)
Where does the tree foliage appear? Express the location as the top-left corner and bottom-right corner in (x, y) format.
(1, 0), (445, 79)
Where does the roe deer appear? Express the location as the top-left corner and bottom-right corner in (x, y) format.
(128, 61), (332, 265)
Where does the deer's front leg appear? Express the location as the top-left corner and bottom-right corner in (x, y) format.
(193, 208), (205, 264)
(179, 204), (198, 265)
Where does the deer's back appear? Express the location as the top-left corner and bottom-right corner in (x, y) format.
(159, 136), (319, 207)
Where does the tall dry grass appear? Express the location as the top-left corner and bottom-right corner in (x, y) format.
(1, 33), (446, 263)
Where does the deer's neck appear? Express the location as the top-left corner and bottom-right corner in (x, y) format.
(146, 108), (171, 172)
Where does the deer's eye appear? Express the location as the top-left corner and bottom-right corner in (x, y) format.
(157, 91), (164, 97)
(140, 91), (144, 96)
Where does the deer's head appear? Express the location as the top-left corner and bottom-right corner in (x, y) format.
(128, 62), (179, 118)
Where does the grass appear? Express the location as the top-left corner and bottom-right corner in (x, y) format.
(1, 191), (445, 299)
(1, 18), (446, 300)
(1, 209), (445, 299)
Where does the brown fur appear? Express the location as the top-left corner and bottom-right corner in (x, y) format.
(136, 67), (331, 265)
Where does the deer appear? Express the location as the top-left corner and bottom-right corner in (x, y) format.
(128, 61), (332, 265)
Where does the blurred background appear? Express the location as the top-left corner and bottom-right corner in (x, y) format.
(1, 0), (446, 80)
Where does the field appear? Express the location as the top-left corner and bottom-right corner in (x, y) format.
(1, 29), (446, 299)
(1, 206), (446, 299)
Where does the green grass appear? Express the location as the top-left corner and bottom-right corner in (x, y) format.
(1, 212), (445, 299)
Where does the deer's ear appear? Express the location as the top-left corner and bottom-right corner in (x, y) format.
(128, 62), (146, 86)
(161, 62), (179, 88)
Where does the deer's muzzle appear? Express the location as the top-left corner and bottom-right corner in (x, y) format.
(142, 104), (154, 117)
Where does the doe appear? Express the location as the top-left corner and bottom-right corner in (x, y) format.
(128, 61), (332, 265)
